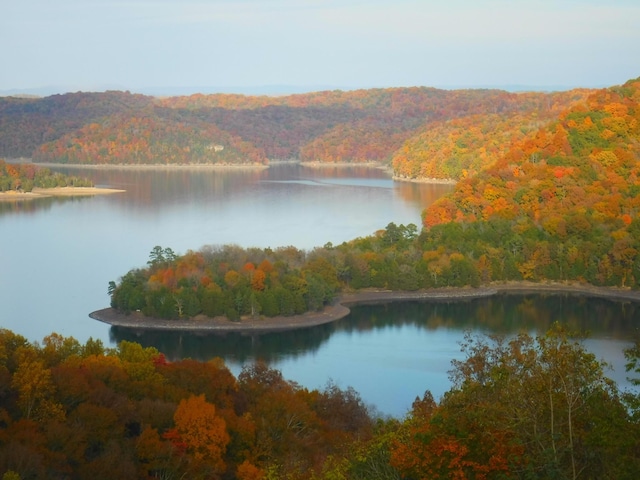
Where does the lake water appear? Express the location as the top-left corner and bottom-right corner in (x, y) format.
(1, 164), (638, 417)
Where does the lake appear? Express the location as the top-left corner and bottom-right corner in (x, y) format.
(1, 164), (638, 417)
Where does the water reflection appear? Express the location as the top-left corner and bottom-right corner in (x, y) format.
(395, 180), (454, 209)
(0, 194), (94, 215)
(110, 322), (337, 363)
(23, 164), (453, 216)
(110, 293), (640, 364)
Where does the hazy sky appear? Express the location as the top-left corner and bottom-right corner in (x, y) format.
(2, 0), (639, 94)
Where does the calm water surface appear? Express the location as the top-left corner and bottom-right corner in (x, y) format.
(1, 164), (446, 342)
(112, 295), (640, 416)
(1, 164), (638, 417)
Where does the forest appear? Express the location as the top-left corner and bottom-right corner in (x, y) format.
(4, 76), (640, 478)
(0, 87), (590, 171)
(1, 325), (639, 479)
(106, 77), (640, 319)
(0, 160), (93, 193)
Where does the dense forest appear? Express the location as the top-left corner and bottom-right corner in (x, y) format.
(422, 77), (640, 288)
(108, 78), (640, 320)
(0, 87), (589, 170)
(1, 325), (639, 479)
(0, 160), (93, 193)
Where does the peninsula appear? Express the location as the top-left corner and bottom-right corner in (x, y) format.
(89, 283), (640, 334)
(0, 186), (125, 201)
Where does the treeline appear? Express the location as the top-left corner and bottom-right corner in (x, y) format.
(1, 325), (639, 479)
(107, 78), (640, 321)
(422, 77), (640, 287)
(0, 160), (93, 192)
(110, 245), (340, 320)
(0, 87), (591, 168)
(0, 91), (152, 157)
(110, 212), (640, 325)
(33, 114), (267, 165)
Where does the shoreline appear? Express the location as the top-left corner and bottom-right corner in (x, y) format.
(392, 174), (457, 185)
(299, 161), (386, 169)
(0, 186), (125, 201)
(12, 158), (458, 185)
(30, 162), (269, 171)
(89, 282), (640, 334)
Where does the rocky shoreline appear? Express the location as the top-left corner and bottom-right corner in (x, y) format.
(89, 282), (640, 334)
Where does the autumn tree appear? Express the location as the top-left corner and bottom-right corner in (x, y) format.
(10, 346), (64, 422)
(169, 394), (230, 477)
(402, 324), (639, 479)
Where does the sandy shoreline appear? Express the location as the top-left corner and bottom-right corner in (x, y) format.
(89, 282), (640, 334)
(0, 186), (125, 201)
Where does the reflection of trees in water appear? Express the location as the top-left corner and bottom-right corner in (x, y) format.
(110, 321), (337, 363)
(344, 294), (640, 337)
(394, 181), (454, 209)
(110, 294), (640, 363)
(53, 166), (269, 210)
(0, 195), (92, 216)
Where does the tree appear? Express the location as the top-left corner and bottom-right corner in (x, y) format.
(170, 394), (230, 475)
(445, 324), (635, 479)
(623, 337), (640, 420)
(10, 347), (64, 422)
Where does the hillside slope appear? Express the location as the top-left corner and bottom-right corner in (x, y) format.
(422, 77), (640, 287)
(0, 87), (597, 166)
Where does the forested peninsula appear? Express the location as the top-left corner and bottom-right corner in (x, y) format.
(0, 159), (125, 200)
(101, 77), (640, 331)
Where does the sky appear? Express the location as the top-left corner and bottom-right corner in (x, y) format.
(2, 0), (639, 95)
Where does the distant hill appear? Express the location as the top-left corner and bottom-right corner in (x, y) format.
(0, 86), (598, 167)
(392, 89), (593, 181)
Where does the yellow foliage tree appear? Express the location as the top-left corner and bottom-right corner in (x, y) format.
(173, 394), (230, 474)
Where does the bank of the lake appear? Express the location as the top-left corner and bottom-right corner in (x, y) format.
(392, 174), (457, 185)
(0, 186), (126, 201)
(90, 282), (640, 334)
(31, 161), (270, 171)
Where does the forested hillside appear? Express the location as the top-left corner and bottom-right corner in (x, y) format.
(107, 78), (640, 322)
(422, 76), (640, 287)
(391, 89), (591, 181)
(1, 326), (638, 479)
(0, 87), (590, 167)
(0, 91), (152, 157)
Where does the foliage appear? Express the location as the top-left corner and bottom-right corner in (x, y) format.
(392, 89), (591, 180)
(33, 113), (267, 165)
(0, 86), (601, 167)
(0, 159), (93, 192)
(421, 77), (640, 288)
(0, 329), (374, 480)
(1, 326), (638, 479)
(110, 245), (340, 320)
(390, 325), (640, 479)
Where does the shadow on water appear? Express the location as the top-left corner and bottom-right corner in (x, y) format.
(110, 321), (338, 363)
(109, 293), (640, 363)
(0, 195), (93, 216)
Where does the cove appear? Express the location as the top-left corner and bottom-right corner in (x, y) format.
(109, 292), (640, 417)
(1, 164), (637, 417)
